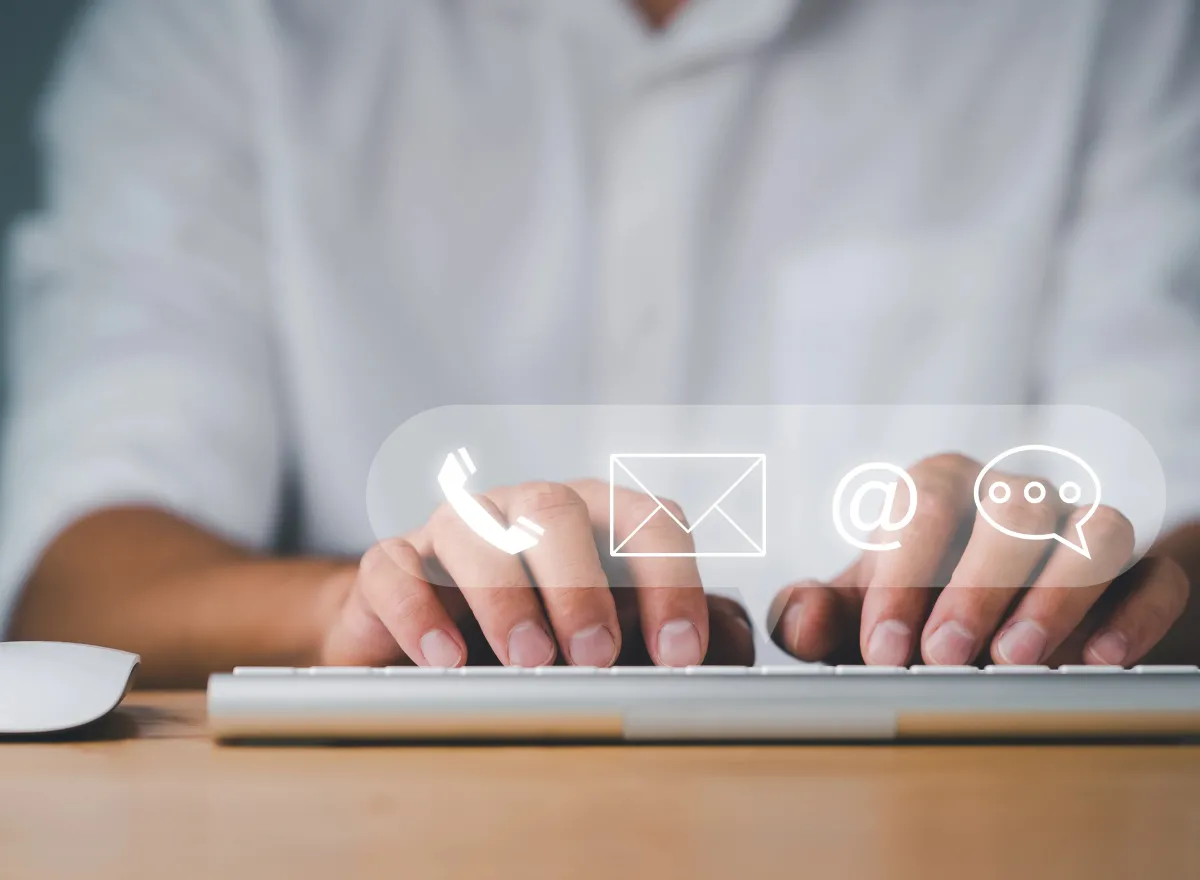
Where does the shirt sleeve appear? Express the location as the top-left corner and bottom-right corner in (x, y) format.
(0, 0), (283, 633)
(1040, 0), (1200, 534)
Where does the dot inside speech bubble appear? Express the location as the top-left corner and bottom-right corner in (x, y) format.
(972, 444), (1101, 559)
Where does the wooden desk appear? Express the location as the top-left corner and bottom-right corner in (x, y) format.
(2, 692), (1199, 879)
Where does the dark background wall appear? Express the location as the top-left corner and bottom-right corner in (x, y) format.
(1, 0), (89, 406)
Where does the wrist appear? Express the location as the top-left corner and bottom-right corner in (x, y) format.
(307, 561), (358, 665)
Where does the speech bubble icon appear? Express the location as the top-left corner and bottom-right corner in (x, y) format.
(972, 444), (1101, 559)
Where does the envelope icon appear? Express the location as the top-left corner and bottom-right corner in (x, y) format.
(609, 453), (767, 558)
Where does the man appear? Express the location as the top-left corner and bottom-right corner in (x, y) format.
(2, 0), (1198, 684)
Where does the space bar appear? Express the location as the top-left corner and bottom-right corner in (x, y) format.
(622, 707), (897, 740)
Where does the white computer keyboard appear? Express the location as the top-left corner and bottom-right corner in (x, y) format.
(224, 663), (1200, 676)
(207, 663), (1200, 743)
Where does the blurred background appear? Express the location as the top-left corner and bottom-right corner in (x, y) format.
(0, 1), (1196, 666)
(0, 0), (85, 414)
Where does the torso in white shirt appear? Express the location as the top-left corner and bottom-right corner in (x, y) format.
(2, 0), (1198, 625)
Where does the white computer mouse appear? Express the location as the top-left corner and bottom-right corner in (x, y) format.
(0, 641), (139, 735)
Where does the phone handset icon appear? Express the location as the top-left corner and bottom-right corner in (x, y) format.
(437, 448), (544, 555)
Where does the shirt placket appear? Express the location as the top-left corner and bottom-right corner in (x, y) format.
(592, 86), (692, 405)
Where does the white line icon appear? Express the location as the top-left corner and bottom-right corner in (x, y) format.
(973, 444), (1101, 559)
(832, 462), (918, 552)
(609, 453), (767, 558)
(438, 448), (543, 555)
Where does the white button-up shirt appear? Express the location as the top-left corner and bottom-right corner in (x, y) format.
(3, 0), (1199, 630)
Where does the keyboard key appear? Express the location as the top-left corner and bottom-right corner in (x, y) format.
(533, 666), (601, 675)
(383, 666), (449, 675)
(304, 666), (373, 675)
(759, 664), (835, 675)
(910, 665), (978, 674)
(835, 665), (907, 675)
(1057, 665), (1124, 674)
(455, 666), (523, 676)
(983, 665), (1050, 674)
(684, 666), (752, 675)
(1131, 665), (1199, 674)
(232, 667), (294, 676)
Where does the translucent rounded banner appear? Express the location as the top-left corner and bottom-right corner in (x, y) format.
(366, 405), (1167, 624)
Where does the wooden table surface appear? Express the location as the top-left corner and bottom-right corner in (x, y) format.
(2, 691), (1199, 880)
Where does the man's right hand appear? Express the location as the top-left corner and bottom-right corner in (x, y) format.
(319, 479), (755, 668)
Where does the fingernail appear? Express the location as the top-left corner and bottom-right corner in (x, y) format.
(866, 620), (912, 666)
(657, 619), (702, 667)
(780, 601), (806, 648)
(925, 621), (977, 665)
(569, 624), (618, 667)
(507, 622), (556, 667)
(1087, 631), (1129, 666)
(995, 620), (1049, 665)
(419, 629), (463, 667)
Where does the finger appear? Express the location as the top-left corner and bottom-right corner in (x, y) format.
(338, 538), (466, 667)
(769, 581), (850, 662)
(921, 473), (1065, 665)
(859, 454), (978, 665)
(494, 482), (621, 667)
(622, 495), (710, 667)
(575, 482), (709, 667)
(705, 595), (756, 666)
(1083, 557), (1190, 666)
(990, 506), (1135, 665)
(418, 561), (503, 664)
(426, 498), (556, 667)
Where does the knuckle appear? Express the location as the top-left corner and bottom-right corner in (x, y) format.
(513, 481), (586, 518)
(359, 539), (398, 576)
(359, 538), (420, 580)
(913, 481), (960, 533)
(624, 493), (689, 531)
(981, 481), (1058, 532)
(614, 492), (695, 553)
(656, 497), (688, 525)
(359, 543), (388, 578)
(428, 501), (463, 532)
(1075, 504), (1133, 544)
(921, 452), (979, 475)
(381, 585), (432, 628)
(620, 491), (670, 522)
(548, 564), (609, 591)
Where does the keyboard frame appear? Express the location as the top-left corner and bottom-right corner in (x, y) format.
(207, 664), (1200, 743)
